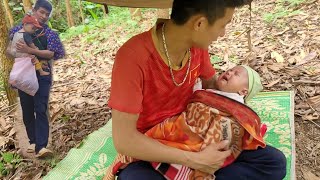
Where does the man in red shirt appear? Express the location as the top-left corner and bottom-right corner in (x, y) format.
(109, 0), (287, 179)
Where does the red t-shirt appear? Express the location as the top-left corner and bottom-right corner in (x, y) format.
(108, 23), (215, 133)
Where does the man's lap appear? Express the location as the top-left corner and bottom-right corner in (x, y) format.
(215, 145), (287, 180)
(117, 145), (286, 180)
(117, 161), (165, 180)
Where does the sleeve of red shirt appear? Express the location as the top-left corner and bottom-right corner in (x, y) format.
(199, 49), (216, 80)
(108, 46), (144, 114)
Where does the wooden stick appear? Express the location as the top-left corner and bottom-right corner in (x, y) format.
(292, 80), (320, 85)
(3, 104), (18, 116)
(235, 28), (250, 40)
(247, 3), (253, 52)
(0, 102), (19, 112)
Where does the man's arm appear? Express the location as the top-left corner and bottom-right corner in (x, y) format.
(47, 30), (65, 60)
(29, 43), (39, 50)
(201, 75), (218, 89)
(16, 40), (54, 59)
(112, 109), (231, 173)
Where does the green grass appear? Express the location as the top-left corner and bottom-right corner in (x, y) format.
(263, 8), (302, 24)
(0, 152), (22, 177)
(60, 7), (147, 41)
(0, 79), (4, 92)
(263, 0), (305, 24)
(0, 71), (5, 97)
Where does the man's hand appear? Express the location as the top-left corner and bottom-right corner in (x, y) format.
(16, 40), (32, 54)
(202, 75), (218, 89)
(184, 140), (231, 174)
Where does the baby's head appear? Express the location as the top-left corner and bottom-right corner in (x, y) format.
(22, 15), (42, 34)
(216, 65), (263, 103)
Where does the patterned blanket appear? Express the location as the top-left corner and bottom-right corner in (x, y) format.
(104, 90), (266, 180)
(44, 91), (295, 180)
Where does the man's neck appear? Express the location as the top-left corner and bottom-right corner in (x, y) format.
(159, 20), (193, 67)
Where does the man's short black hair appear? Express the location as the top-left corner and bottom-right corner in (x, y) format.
(171, 0), (250, 25)
(34, 0), (53, 13)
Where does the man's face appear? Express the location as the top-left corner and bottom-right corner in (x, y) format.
(32, 7), (50, 24)
(216, 66), (249, 95)
(192, 8), (235, 48)
(24, 23), (37, 34)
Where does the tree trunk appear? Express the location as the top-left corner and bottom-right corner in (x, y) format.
(65, 0), (74, 27)
(0, 3), (17, 105)
(22, 0), (33, 13)
(78, 0), (85, 24)
(101, 4), (108, 17)
(157, 9), (170, 19)
(3, 0), (14, 27)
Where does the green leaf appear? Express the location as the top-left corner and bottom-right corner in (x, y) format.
(88, 9), (98, 20)
(85, 5), (95, 9)
(0, 162), (4, 172)
(210, 55), (222, 64)
(0, 161), (8, 176)
(48, 21), (53, 29)
(13, 7), (23, 11)
(2, 153), (14, 164)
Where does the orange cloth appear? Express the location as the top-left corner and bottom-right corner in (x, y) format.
(104, 90), (266, 180)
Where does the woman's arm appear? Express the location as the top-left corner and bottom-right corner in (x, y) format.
(112, 109), (231, 173)
(16, 40), (54, 59)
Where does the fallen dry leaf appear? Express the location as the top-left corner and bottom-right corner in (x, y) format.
(307, 95), (320, 107)
(0, 136), (8, 147)
(271, 51), (284, 63)
(297, 52), (317, 65)
(265, 78), (282, 88)
(302, 114), (320, 121)
(267, 63), (286, 71)
(302, 170), (320, 180)
(9, 128), (16, 137)
(0, 116), (6, 127)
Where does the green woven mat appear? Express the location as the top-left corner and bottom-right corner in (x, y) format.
(44, 91), (295, 180)
(248, 91), (295, 180)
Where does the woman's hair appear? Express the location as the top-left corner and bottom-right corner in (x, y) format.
(34, 0), (53, 13)
(171, 0), (250, 25)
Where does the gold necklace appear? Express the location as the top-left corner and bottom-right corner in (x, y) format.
(161, 23), (191, 87)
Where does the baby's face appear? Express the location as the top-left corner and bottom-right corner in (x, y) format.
(216, 66), (249, 95)
(24, 23), (37, 34)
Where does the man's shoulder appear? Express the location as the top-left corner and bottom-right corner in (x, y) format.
(43, 26), (59, 37)
(123, 31), (150, 47)
(10, 25), (23, 31)
(9, 25), (23, 37)
(118, 31), (153, 57)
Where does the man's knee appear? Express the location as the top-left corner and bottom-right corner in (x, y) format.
(34, 96), (49, 113)
(118, 161), (165, 180)
(265, 146), (287, 178)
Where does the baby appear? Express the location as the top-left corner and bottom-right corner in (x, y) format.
(195, 65), (263, 104)
(11, 14), (49, 76)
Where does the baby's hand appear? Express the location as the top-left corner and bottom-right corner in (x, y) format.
(29, 55), (37, 64)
